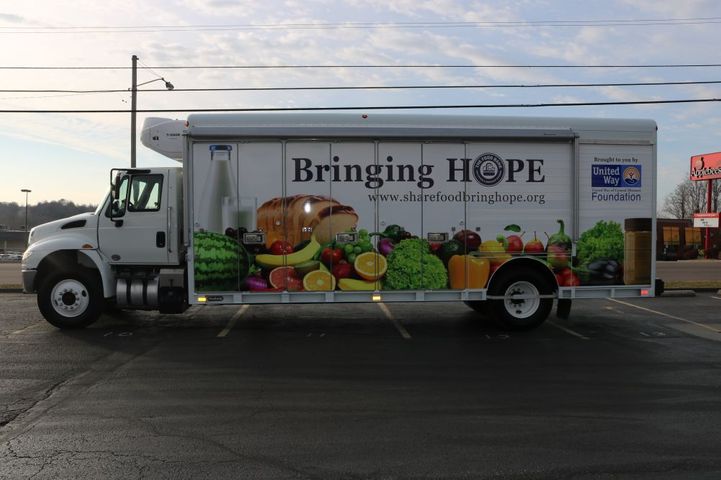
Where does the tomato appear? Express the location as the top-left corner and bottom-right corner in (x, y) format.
(270, 240), (294, 255)
(556, 268), (580, 287)
(566, 273), (581, 286)
(320, 247), (343, 266)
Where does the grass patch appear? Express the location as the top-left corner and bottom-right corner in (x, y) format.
(665, 280), (721, 290)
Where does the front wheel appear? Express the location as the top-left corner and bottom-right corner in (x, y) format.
(37, 270), (104, 329)
(487, 268), (554, 330)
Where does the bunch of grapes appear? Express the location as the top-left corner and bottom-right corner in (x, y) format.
(342, 229), (374, 263)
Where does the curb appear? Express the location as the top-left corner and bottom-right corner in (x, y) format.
(661, 289), (696, 297)
(0, 286), (23, 293)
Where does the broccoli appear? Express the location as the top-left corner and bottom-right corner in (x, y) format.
(384, 238), (448, 290)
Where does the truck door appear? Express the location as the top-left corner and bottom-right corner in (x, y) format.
(97, 169), (171, 265)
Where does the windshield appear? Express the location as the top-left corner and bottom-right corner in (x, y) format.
(95, 194), (109, 216)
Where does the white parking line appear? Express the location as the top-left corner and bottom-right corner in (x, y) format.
(377, 303), (412, 340)
(546, 320), (589, 340)
(9, 321), (46, 336)
(608, 298), (721, 333)
(711, 296), (721, 300)
(217, 304), (250, 338)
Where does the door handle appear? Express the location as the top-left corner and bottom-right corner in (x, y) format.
(114, 220), (124, 228)
(156, 231), (166, 248)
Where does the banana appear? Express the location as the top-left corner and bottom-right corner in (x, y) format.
(255, 236), (321, 268)
(338, 278), (382, 291)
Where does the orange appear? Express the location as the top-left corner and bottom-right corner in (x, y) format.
(302, 270), (336, 291)
(353, 252), (387, 281)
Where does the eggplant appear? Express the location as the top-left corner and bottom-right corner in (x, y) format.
(587, 260), (607, 272)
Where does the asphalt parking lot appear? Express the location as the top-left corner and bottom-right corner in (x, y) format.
(2, 293), (721, 479)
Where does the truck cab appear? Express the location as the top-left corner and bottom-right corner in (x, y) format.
(21, 167), (185, 328)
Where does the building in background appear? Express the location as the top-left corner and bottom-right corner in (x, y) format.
(657, 218), (720, 260)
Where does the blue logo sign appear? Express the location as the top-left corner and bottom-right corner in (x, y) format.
(592, 164), (642, 188)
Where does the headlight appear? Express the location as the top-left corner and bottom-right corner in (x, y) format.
(21, 249), (32, 267)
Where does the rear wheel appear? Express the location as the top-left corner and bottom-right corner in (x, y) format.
(487, 268), (554, 330)
(37, 270), (104, 329)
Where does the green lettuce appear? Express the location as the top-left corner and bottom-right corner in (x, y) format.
(384, 238), (448, 290)
(577, 220), (624, 265)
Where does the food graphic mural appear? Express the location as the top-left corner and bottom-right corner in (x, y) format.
(193, 191), (648, 293)
(191, 141), (652, 293)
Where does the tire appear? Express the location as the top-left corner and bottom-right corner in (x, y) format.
(37, 269), (104, 329)
(487, 268), (553, 330)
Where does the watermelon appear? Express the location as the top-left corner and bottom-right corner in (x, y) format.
(193, 231), (250, 291)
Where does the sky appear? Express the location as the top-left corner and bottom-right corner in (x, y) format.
(1, 0), (720, 211)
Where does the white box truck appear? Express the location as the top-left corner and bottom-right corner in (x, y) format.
(21, 113), (659, 330)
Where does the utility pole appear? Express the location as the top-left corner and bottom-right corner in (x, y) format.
(130, 55), (173, 168)
(130, 54), (138, 168)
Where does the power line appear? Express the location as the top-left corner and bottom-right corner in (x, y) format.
(0, 97), (718, 113)
(2, 17), (721, 33)
(2, 63), (721, 71)
(2, 79), (721, 94)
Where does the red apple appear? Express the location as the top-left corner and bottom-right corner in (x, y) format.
(506, 233), (524, 253)
(523, 231), (545, 255)
(331, 262), (354, 279)
(547, 244), (570, 269)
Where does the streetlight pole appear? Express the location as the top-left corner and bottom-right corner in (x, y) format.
(130, 55), (138, 168)
(130, 55), (174, 169)
(20, 189), (31, 237)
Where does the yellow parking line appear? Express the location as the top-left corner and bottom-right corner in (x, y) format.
(217, 304), (250, 338)
(377, 302), (412, 340)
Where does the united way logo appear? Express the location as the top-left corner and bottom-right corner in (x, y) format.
(472, 153), (505, 187)
(622, 166), (641, 187)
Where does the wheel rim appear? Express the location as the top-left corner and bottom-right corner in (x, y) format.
(503, 280), (540, 319)
(50, 279), (90, 318)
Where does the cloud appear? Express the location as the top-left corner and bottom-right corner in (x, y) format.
(0, 13), (27, 24)
(617, 0), (714, 17)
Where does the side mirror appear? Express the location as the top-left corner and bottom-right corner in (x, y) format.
(109, 169), (129, 221)
(112, 172), (123, 200)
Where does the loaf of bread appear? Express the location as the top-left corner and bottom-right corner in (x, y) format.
(257, 194), (359, 247)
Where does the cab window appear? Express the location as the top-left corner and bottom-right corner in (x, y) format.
(128, 175), (163, 212)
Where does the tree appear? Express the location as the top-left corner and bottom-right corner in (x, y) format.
(0, 200), (97, 230)
(662, 179), (721, 219)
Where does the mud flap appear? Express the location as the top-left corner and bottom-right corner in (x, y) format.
(556, 299), (572, 320)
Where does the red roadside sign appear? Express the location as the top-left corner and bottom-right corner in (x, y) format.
(690, 151), (721, 181)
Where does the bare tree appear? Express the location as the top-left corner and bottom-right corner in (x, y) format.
(662, 179), (721, 218)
